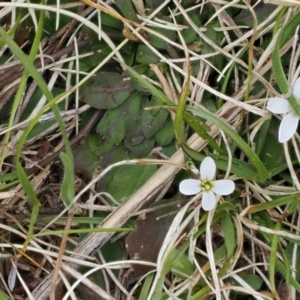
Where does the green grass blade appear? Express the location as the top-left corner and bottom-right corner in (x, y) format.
(269, 221), (281, 299)
(16, 161), (40, 249)
(272, 10), (300, 114)
(0, 11), (44, 170)
(182, 143), (257, 180)
(139, 273), (154, 300)
(60, 152), (75, 207)
(0, 23), (75, 214)
(186, 106), (269, 181)
(221, 211), (235, 258)
(0, 26), (73, 166)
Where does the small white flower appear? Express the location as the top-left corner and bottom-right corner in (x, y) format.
(267, 77), (300, 143)
(179, 157), (235, 211)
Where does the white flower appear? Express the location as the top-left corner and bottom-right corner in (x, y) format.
(179, 157), (235, 211)
(267, 77), (300, 143)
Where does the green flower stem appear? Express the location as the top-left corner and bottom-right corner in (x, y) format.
(272, 10), (300, 115)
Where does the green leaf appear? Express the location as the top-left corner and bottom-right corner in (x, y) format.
(142, 105), (168, 138)
(185, 106), (269, 181)
(114, 0), (139, 22)
(60, 152), (75, 207)
(276, 257), (300, 294)
(120, 42), (136, 66)
(108, 163), (157, 202)
(16, 161), (40, 249)
(232, 274), (263, 294)
(155, 115), (175, 146)
(270, 222), (287, 297)
(272, 10), (300, 115)
(80, 72), (135, 109)
(221, 211), (235, 258)
(73, 134), (101, 178)
(180, 11), (201, 44)
(123, 65), (153, 94)
(147, 15), (177, 50)
(139, 274), (155, 300)
(121, 62), (225, 154)
(170, 249), (194, 279)
(256, 119), (285, 171)
(124, 93), (145, 146)
(0, 25), (73, 183)
(124, 136), (155, 158)
(95, 99), (128, 154)
(286, 243), (300, 282)
(181, 144), (258, 181)
(0, 290), (10, 300)
(243, 194), (299, 215)
(0, 11), (45, 170)
(100, 11), (123, 29)
(97, 145), (157, 202)
(136, 44), (160, 64)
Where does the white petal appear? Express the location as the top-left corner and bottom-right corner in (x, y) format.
(8, 264), (17, 291)
(278, 113), (299, 143)
(293, 77), (300, 100)
(213, 180), (235, 195)
(179, 179), (201, 195)
(200, 157), (216, 180)
(267, 98), (291, 114)
(202, 191), (216, 211)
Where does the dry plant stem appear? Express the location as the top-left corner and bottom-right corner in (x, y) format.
(150, 64), (175, 103)
(150, 64), (177, 120)
(0, 39), (89, 90)
(50, 211), (75, 300)
(211, 3), (243, 38)
(28, 101), (243, 300)
(61, 263), (116, 300)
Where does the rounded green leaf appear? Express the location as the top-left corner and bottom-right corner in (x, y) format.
(136, 44), (160, 64)
(142, 102), (168, 138)
(80, 72), (134, 109)
(95, 100), (128, 153)
(147, 15), (177, 50)
(124, 136), (155, 158)
(97, 157), (157, 203)
(125, 93), (145, 146)
(155, 115), (174, 146)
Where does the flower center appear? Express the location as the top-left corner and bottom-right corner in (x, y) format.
(201, 180), (213, 192)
